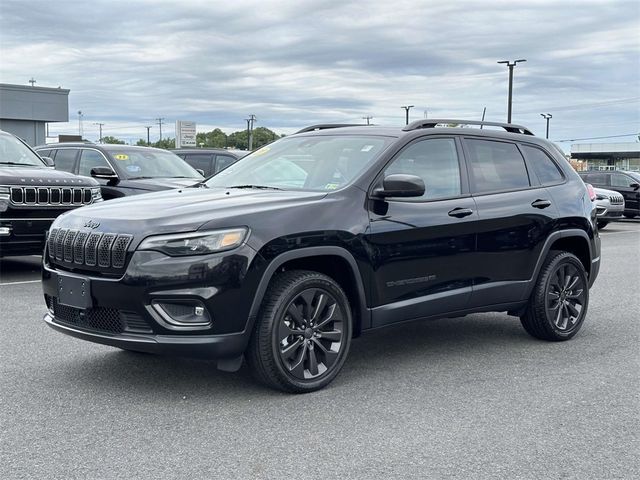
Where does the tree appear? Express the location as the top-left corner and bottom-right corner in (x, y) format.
(135, 138), (148, 146)
(150, 138), (176, 149)
(196, 128), (227, 148)
(101, 136), (125, 144)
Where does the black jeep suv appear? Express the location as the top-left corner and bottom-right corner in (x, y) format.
(0, 130), (101, 257)
(41, 120), (600, 392)
(578, 170), (640, 218)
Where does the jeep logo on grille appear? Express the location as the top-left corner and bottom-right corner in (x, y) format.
(84, 220), (100, 229)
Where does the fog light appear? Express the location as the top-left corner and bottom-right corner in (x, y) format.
(0, 226), (11, 236)
(151, 300), (211, 327)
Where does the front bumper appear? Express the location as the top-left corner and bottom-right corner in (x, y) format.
(42, 244), (266, 360)
(0, 218), (52, 256)
(44, 312), (249, 359)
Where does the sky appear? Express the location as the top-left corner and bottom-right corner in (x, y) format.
(0, 0), (639, 148)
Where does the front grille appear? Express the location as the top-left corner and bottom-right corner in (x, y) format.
(10, 186), (93, 206)
(49, 297), (151, 334)
(48, 228), (133, 271)
(609, 195), (624, 205)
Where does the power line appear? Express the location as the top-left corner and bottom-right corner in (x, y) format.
(553, 133), (639, 143)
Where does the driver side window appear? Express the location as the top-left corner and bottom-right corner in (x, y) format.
(79, 149), (110, 177)
(384, 138), (462, 200)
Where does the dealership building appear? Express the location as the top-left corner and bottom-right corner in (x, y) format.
(0, 83), (70, 146)
(571, 142), (640, 172)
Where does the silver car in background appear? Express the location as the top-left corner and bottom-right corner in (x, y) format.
(594, 187), (625, 229)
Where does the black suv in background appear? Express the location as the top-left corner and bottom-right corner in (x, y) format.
(578, 170), (640, 218)
(35, 143), (203, 200)
(42, 120), (600, 392)
(171, 148), (248, 177)
(0, 130), (101, 257)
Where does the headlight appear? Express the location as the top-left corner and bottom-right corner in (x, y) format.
(0, 186), (9, 199)
(0, 186), (9, 213)
(138, 228), (248, 256)
(91, 187), (103, 202)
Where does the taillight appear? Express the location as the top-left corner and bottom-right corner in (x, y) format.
(586, 183), (596, 202)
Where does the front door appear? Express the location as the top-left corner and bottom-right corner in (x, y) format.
(365, 136), (478, 327)
(610, 172), (640, 214)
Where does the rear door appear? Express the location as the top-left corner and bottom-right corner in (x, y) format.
(365, 136), (478, 327)
(463, 137), (559, 307)
(50, 148), (79, 174)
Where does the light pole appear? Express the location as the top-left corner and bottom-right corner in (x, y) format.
(145, 126), (152, 145)
(362, 116), (373, 125)
(497, 59), (526, 123)
(401, 105), (414, 125)
(540, 113), (552, 139)
(77, 111), (84, 137)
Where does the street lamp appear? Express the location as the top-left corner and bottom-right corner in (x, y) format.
(540, 113), (552, 139)
(401, 105), (414, 125)
(497, 59), (526, 123)
(77, 110), (83, 137)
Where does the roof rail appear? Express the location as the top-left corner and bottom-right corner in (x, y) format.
(402, 119), (534, 136)
(295, 124), (369, 134)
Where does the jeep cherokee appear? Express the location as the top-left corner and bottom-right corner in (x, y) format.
(41, 119), (600, 392)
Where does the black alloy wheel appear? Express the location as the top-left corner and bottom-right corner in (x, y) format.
(521, 251), (589, 341)
(278, 288), (345, 380)
(247, 270), (352, 393)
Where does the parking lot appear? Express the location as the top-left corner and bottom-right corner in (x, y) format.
(1, 220), (638, 479)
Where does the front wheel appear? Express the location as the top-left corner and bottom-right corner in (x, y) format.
(247, 270), (352, 393)
(520, 251), (589, 341)
(624, 213), (637, 219)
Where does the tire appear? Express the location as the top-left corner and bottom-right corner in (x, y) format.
(247, 270), (352, 393)
(520, 251), (589, 341)
(624, 213), (637, 219)
(597, 221), (609, 230)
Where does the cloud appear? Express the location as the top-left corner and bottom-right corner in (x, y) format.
(1, 0), (638, 143)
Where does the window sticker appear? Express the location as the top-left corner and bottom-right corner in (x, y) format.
(324, 183), (339, 190)
(253, 146), (270, 156)
(126, 165), (141, 173)
(361, 145), (374, 152)
(114, 154), (129, 160)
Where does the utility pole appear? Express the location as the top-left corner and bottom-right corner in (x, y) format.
(78, 111), (84, 137)
(362, 116), (373, 125)
(28, 78), (36, 87)
(401, 105), (414, 125)
(248, 114), (256, 150)
(245, 119), (251, 150)
(424, 110), (428, 119)
(497, 59), (526, 123)
(540, 113), (552, 139)
(145, 126), (152, 145)
(156, 118), (165, 141)
(94, 123), (104, 143)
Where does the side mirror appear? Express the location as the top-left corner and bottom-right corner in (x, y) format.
(375, 174), (425, 198)
(90, 166), (118, 181)
(41, 156), (55, 168)
(630, 182), (640, 190)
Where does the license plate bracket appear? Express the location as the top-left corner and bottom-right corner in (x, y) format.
(57, 274), (92, 309)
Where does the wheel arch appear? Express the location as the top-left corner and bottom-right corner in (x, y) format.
(247, 247), (370, 338)
(525, 229), (595, 298)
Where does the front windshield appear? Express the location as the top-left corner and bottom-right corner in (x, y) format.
(205, 135), (392, 191)
(0, 133), (46, 167)
(627, 171), (640, 182)
(108, 149), (203, 179)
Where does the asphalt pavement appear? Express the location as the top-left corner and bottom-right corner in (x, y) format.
(1, 221), (638, 479)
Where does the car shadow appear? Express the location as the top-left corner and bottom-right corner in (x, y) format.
(0, 255), (42, 281)
(57, 313), (534, 397)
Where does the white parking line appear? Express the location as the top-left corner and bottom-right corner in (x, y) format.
(0, 279), (41, 286)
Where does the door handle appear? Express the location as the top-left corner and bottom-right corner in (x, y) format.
(448, 207), (474, 218)
(531, 199), (552, 209)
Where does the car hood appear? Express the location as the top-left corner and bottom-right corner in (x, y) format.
(122, 177), (201, 191)
(0, 166), (98, 187)
(594, 187), (621, 197)
(52, 187), (328, 236)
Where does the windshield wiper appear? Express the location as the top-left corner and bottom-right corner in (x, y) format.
(228, 184), (283, 190)
(0, 161), (40, 166)
(128, 176), (155, 180)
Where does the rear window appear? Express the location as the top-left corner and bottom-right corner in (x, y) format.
(52, 149), (78, 173)
(580, 173), (607, 185)
(465, 139), (530, 194)
(521, 145), (564, 185)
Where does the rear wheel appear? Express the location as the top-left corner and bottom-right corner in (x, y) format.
(520, 251), (589, 341)
(247, 270), (352, 393)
